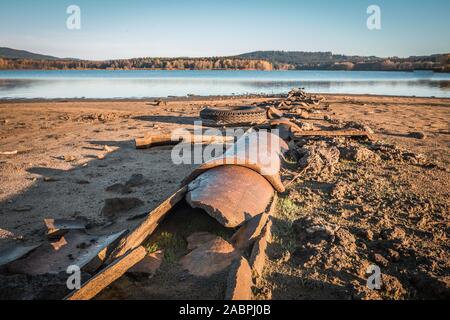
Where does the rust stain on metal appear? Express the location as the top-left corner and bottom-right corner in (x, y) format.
(186, 165), (274, 228)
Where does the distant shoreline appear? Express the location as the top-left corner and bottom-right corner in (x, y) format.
(0, 68), (448, 73)
(1, 92), (449, 104)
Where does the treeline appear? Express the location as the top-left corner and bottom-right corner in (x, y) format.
(1, 52), (448, 72)
(295, 57), (450, 72)
(237, 51), (450, 72)
(0, 57), (276, 71)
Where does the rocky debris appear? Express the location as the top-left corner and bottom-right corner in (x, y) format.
(382, 274), (407, 299)
(297, 141), (340, 174)
(180, 237), (240, 277)
(265, 88), (323, 112)
(105, 183), (132, 195)
(373, 253), (389, 267)
(331, 182), (349, 200)
(286, 88), (323, 106)
(225, 257), (253, 300)
(386, 249), (400, 262)
(369, 142), (430, 166)
(408, 131), (426, 140)
(340, 145), (381, 162)
(293, 217), (338, 244)
(101, 198), (145, 217)
(292, 217), (361, 271)
(381, 227), (406, 241)
(127, 250), (164, 278)
(343, 121), (375, 134)
(256, 107), (447, 299)
(186, 232), (219, 250)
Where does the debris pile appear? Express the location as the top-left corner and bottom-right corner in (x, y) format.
(268, 88), (324, 111)
(0, 129), (287, 300)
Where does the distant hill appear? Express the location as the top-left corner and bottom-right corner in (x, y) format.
(0, 47), (60, 60)
(237, 51), (340, 65)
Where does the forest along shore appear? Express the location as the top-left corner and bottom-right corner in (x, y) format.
(0, 94), (449, 299)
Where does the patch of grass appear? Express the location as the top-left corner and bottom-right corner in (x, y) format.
(146, 231), (186, 264)
(273, 196), (300, 252)
(277, 197), (300, 222)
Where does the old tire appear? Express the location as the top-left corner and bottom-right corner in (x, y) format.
(200, 106), (267, 125)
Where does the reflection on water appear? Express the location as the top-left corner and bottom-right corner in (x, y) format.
(0, 70), (449, 99)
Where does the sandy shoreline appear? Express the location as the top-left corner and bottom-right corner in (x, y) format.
(0, 93), (449, 299)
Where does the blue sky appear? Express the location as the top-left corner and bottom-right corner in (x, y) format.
(0, 0), (449, 60)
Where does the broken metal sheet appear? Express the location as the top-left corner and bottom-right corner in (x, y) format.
(186, 165), (274, 228)
(44, 218), (86, 239)
(0, 243), (41, 267)
(183, 131), (288, 193)
(7, 230), (126, 275)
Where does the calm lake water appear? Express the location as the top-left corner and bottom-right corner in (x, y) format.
(0, 70), (449, 99)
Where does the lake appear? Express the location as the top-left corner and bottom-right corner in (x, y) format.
(0, 70), (449, 99)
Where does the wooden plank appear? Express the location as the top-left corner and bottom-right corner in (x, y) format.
(65, 246), (147, 301)
(135, 133), (234, 149)
(106, 186), (188, 263)
(135, 133), (181, 149)
(0, 150), (18, 155)
(293, 130), (374, 140)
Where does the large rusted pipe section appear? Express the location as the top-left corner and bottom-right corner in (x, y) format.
(184, 130), (288, 228)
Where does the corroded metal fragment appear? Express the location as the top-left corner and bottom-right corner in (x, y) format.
(186, 165), (274, 228)
(0, 243), (41, 267)
(8, 230), (126, 275)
